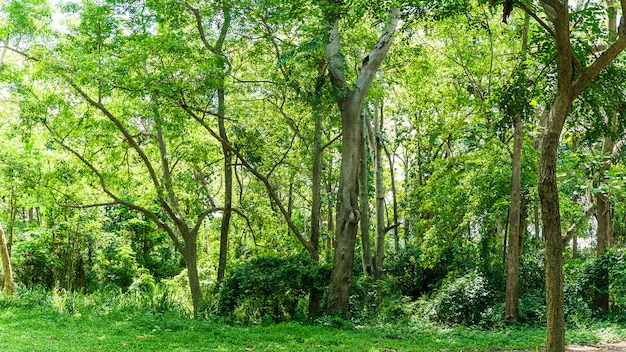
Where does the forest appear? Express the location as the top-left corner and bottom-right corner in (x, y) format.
(0, 0), (626, 351)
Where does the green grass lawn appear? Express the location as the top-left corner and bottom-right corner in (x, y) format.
(0, 306), (624, 351)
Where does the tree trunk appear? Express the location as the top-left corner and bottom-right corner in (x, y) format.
(326, 98), (363, 316)
(594, 112), (616, 313)
(505, 110), (524, 322)
(0, 224), (15, 296)
(182, 237), (202, 316)
(540, 94), (572, 352)
(217, 86), (232, 284)
(360, 112), (373, 277)
(505, 13), (530, 322)
(308, 70), (326, 317)
(384, 143), (399, 251)
(368, 104), (386, 280)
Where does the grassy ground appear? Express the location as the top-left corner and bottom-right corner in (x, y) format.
(0, 306), (625, 352)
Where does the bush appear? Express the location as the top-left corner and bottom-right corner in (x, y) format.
(217, 254), (330, 323)
(428, 271), (492, 326)
(12, 230), (57, 290)
(384, 244), (452, 299)
(349, 276), (408, 324)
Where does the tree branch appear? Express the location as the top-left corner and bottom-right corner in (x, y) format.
(180, 103), (315, 254)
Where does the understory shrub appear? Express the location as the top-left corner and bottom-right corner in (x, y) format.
(564, 249), (626, 323)
(428, 271), (492, 326)
(217, 254), (330, 323)
(349, 276), (408, 324)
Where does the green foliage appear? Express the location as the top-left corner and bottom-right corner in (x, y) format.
(12, 230), (57, 290)
(428, 271), (493, 326)
(349, 276), (409, 325)
(564, 249), (626, 323)
(93, 233), (139, 291)
(217, 254), (330, 323)
(384, 244), (452, 298)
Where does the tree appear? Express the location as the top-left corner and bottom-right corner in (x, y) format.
(520, 0), (626, 350)
(323, 2), (400, 315)
(505, 13), (531, 322)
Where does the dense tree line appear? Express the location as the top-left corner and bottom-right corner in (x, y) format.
(1, 1), (626, 351)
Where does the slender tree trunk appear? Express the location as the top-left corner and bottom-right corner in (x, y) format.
(505, 110), (524, 321)
(308, 69), (326, 317)
(326, 170), (334, 263)
(368, 104), (386, 280)
(594, 0), (619, 312)
(594, 112), (616, 312)
(384, 145), (399, 251)
(217, 85), (232, 284)
(360, 112), (373, 277)
(505, 13), (530, 322)
(0, 224), (15, 296)
(540, 94), (572, 352)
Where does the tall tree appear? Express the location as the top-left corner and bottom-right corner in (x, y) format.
(521, 0), (626, 350)
(324, 2), (400, 315)
(505, 13), (531, 323)
(182, 0), (233, 284)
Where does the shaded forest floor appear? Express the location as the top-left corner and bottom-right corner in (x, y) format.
(0, 303), (624, 351)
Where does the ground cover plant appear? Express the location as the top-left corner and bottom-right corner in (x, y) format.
(0, 289), (624, 352)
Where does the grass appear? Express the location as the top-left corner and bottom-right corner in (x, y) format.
(0, 291), (623, 351)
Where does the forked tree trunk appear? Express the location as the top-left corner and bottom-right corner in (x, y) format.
(326, 98), (364, 315)
(324, 6), (400, 315)
(0, 224), (15, 296)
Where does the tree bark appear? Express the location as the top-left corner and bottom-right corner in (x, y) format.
(182, 236), (202, 315)
(0, 224), (15, 296)
(308, 69), (326, 317)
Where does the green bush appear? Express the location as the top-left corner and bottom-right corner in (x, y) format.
(217, 254), (330, 323)
(12, 230), (57, 290)
(384, 244), (453, 298)
(429, 271), (492, 326)
(349, 276), (408, 324)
